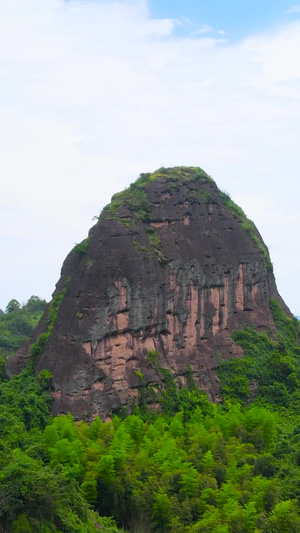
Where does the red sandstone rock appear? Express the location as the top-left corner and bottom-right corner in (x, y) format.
(8, 167), (290, 419)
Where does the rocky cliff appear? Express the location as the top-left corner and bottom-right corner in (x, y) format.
(8, 167), (290, 419)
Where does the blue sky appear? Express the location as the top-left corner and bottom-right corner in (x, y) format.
(148, 0), (299, 40)
(0, 0), (299, 315)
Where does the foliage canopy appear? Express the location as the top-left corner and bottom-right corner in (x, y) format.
(1, 296), (300, 532)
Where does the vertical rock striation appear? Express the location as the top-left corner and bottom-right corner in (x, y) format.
(8, 167), (290, 418)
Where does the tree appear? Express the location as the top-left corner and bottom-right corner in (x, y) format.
(5, 299), (20, 313)
(152, 493), (171, 531)
(265, 500), (300, 532)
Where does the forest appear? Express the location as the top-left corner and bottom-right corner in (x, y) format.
(0, 296), (47, 359)
(0, 297), (300, 532)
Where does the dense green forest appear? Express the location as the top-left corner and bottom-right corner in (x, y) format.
(1, 297), (300, 532)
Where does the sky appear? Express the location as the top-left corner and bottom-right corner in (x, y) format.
(0, 0), (299, 315)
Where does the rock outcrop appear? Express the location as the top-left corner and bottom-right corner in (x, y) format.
(8, 167), (290, 418)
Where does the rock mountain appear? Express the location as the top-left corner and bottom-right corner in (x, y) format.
(8, 167), (290, 419)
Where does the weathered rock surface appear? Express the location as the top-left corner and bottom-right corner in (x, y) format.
(8, 167), (290, 419)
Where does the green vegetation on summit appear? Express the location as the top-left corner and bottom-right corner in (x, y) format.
(97, 166), (272, 269)
(100, 167), (213, 224)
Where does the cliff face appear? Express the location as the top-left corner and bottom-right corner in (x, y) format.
(8, 167), (289, 418)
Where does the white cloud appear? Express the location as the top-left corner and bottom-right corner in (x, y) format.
(286, 5), (300, 13)
(194, 25), (212, 34)
(0, 0), (299, 315)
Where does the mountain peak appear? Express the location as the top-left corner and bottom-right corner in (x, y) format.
(100, 166), (213, 223)
(8, 166), (289, 419)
